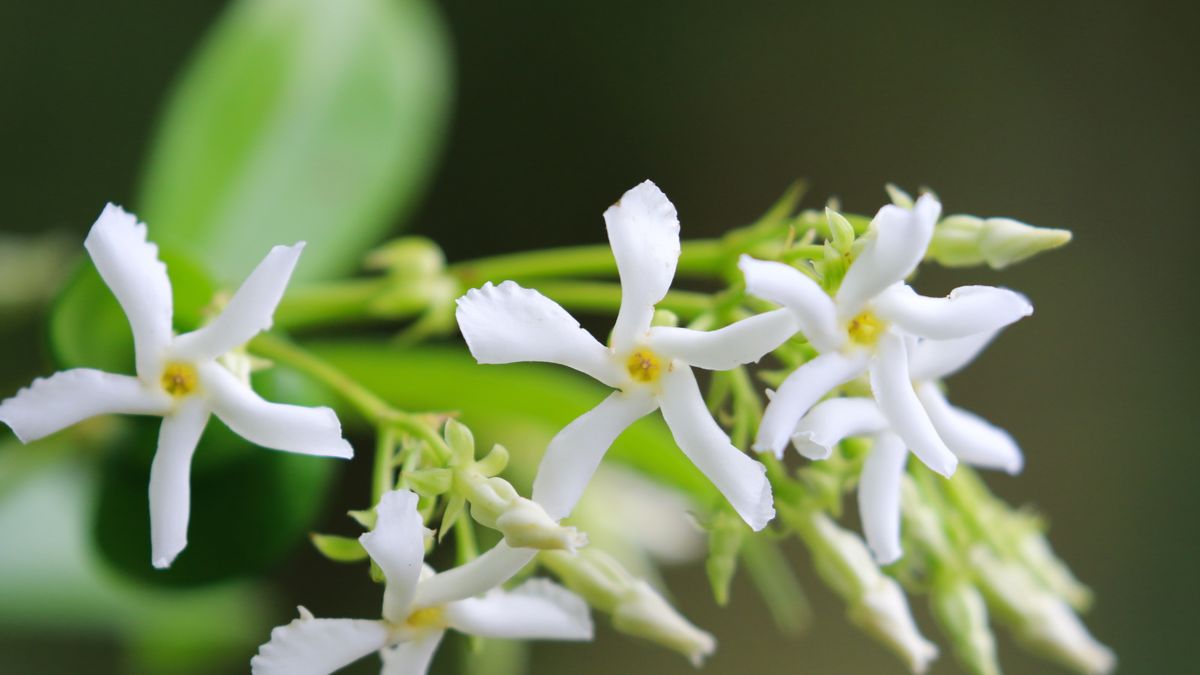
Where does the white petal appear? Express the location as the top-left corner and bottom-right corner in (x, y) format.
(200, 363), (353, 459)
(250, 608), (390, 675)
(658, 367), (774, 531)
(380, 631), (445, 675)
(869, 333), (957, 477)
(83, 204), (174, 380)
(149, 398), (211, 569)
(359, 490), (426, 623)
(647, 309), (797, 371)
(873, 283), (1033, 340)
(413, 542), (536, 609)
(455, 281), (623, 387)
(791, 397), (889, 460)
(606, 181), (682, 352)
(173, 244), (304, 361)
(0, 369), (169, 443)
(907, 330), (998, 381)
(738, 255), (843, 352)
(858, 432), (908, 565)
(532, 390), (658, 520)
(835, 194), (941, 317)
(445, 578), (594, 640)
(917, 383), (1023, 474)
(754, 351), (868, 457)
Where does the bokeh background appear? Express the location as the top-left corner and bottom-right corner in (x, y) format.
(1, 1), (1195, 673)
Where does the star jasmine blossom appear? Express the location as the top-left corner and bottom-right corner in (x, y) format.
(0, 204), (353, 568)
(791, 330), (1025, 563)
(740, 194), (1033, 481)
(251, 490), (593, 675)
(455, 181), (799, 531)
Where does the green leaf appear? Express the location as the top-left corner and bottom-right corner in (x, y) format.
(310, 533), (369, 563)
(137, 0), (452, 283)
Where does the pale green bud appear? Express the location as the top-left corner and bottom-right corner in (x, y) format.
(929, 215), (1072, 269)
(651, 308), (679, 328)
(971, 547), (1115, 675)
(827, 207), (856, 253)
(365, 236), (445, 276)
(705, 509), (747, 606)
(1016, 532), (1093, 611)
(886, 183), (915, 209)
(494, 497), (588, 552)
(931, 579), (1000, 675)
(542, 549), (716, 665)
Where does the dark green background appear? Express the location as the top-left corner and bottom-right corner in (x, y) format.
(1, 1), (1194, 673)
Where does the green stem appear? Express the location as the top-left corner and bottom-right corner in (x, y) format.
(450, 239), (727, 285)
(538, 281), (713, 319)
(274, 277), (399, 329)
(373, 428), (396, 506)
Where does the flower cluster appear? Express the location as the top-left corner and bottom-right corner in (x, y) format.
(0, 182), (1110, 674)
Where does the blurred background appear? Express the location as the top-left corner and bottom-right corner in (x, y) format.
(0, 0), (1195, 673)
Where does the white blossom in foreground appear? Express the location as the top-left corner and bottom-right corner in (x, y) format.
(0, 205), (352, 568)
(456, 181), (797, 530)
(252, 490), (592, 675)
(791, 330), (1024, 563)
(741, 194), (1032, 482)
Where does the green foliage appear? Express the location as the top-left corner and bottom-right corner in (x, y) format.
(137, 0), (452, 283)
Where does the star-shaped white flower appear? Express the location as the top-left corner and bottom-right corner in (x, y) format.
(741, 194), (1032, 481)
(791, 330), (1024, 563)
(456, 181), (798, 531)
(0, 204), (353, 568)
(251, 489), (592, 675)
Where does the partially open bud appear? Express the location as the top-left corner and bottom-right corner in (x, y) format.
(971, 547), (1115, 675)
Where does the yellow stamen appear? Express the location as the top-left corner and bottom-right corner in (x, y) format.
(160, 362), (199, 398)
(625, 349), (663, 383)
(405, 606), (446, 629)
(848, 312), (886, 347)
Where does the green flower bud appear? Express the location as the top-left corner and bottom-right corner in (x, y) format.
(705, 509), (747, 606)
(931, 579), (1000, 675)
(826, 207), (857, 253)
(651, 308), (679, 328)
(365, 236), (445, 276)
(929, 215), (1072, 269)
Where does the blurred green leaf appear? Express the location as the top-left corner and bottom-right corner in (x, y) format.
(138, 0), (452, 283)
(306, 341), (719, 502)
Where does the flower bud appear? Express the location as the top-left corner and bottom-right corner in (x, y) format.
(971, 547), (1115, 675)
(1016, 531), (1093, 611)
(827, 207), (856, 253)
(495, 496), (588, 552)
(931, 579), (1000, 675)
(929, 215), (1071, 269)
(365, 236), (445, 277)
(651, 308), (679, 328)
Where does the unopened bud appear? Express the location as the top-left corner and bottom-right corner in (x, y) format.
(931, 579), (1000, 675)
(886, 184), (915, 209)
(1016, 531), (1093, 611)
(365, 236), (445, 276)
(495, 497), (588, 552)
(827, 207), (856, 253)
(929, 215), (1071, 269)
(651, 308), (679, 328)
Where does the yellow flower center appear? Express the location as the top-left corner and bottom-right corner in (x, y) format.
(160, 362), (199, 398)
(625, 349), (663, 383)
(405, 606), (446, 629)
(847, 311), (887, 347)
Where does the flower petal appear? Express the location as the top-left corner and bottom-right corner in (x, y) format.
(455, 281), (623, 387)
(658, 367), (774, 531)
(917, 383), (1023, 474)
(907, 330), (998, 381)
(83, 204), (174, 380)
(647, 309), (797, 371)
(738, 255), (843, 352)
(200, 363), (353, 458)
(149, 398), (210, 569)
(413, 542), (537, 609)
(606, 181), (682, 352)
(0, 369), (169, 443)
(869, 332), (957, 477)
(173, 244), (304, 361)
(532, 390), (658, 520)
(836, 194), (941, 317)
(791, 397), (889, 460)
(359, 489), (427, 623)
(873, 283), (1033, 340)
(858, 432), (908, 565)
(754, 351), (868, 457)
(380, 631), (445, 675)
(250, 607), (391, 675)
(445, 578), (594, 640)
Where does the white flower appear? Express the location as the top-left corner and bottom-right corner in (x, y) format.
(251, 490), (592, 675)
(0, 204), (353, 568)
(455, 181), (797, 531)
(741, 193), (1032, 480)
(791, 330), (1025, 563)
